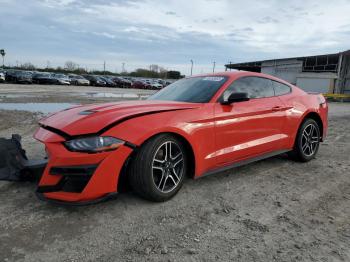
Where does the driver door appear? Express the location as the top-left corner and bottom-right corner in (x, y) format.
(213, 76), (286, 166)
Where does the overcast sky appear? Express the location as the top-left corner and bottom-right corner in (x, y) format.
(1, 0), (350, 75)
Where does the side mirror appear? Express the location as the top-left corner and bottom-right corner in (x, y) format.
(221, 92), (249, 105)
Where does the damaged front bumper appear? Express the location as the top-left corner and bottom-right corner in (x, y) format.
(34, 127), (134, 205)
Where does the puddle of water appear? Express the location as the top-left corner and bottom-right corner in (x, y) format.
(0, 94), (38, 98)
(0, 103), (75, 114)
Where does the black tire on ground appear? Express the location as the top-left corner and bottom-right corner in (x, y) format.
(128, 134), (188, 202)
(288, 118), (320, 162)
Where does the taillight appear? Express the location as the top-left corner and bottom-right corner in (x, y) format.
(318, 95), (326, 105)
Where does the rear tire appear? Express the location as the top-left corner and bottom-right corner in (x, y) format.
(129, 134), (187, 202)
(288, 118), (320, 162)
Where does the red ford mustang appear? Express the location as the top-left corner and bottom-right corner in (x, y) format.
(34, 71), (328, 204)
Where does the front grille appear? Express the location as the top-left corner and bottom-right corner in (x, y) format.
(50, 165), (97, 176)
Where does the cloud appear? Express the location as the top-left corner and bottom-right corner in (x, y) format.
(165, 11), (176, 16)
(1, 0), (350, 75)
(258, 16), (279, 24)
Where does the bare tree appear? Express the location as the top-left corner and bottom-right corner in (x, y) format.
(20, 62), (36, 70)
(149, 64), (159, 72)
(64, 61), (78, 71)
(159, 67), (167, 79)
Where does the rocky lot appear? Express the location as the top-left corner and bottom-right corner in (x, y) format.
(0, 84), (349, 262)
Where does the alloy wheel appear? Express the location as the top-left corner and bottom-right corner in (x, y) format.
(152, 141), (184, 193)
(301, 123), (319, 157)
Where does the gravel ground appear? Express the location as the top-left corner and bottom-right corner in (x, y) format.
(0, 84), (349, 262)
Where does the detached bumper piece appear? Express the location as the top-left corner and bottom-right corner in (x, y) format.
(0, 134), (29, 181)
(37, 164), (97, 194)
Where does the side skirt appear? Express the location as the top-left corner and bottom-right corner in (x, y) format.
(199, 149), (290, 179)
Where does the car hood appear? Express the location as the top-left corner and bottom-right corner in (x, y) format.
(39, 100), (200, 137)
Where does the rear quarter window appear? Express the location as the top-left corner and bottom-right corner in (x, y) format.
(272, 81), (292, 96)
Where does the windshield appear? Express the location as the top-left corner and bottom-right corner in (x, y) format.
(17, 71), (32, 76)
(34, 73), (49, 77)
(54, 74), (67, 79)
(72, 75), (83, 79)
(148, 76), (228, 103)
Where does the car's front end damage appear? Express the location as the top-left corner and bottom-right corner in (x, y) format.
(34, 124), (135, 205)
(33, 100), (197, 204)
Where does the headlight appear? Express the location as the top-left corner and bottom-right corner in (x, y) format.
(64, 136), (124, 153)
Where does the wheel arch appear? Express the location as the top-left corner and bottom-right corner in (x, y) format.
(141, 132), (196, 178)
(117, 131), (196, 192)
(301, 111), (324, 140)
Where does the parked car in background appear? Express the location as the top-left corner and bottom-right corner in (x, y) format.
(32, 72), (54, 84)
(119, 77), (133, 88)
(83, 75), (107, 87)
(131, 80), (151, 89)
(6, 70), (32, 84)
(51, 74), (71, 85)
(17, 71), (33, 84)
(0, 69), (176, 89)
(4, 70), (17, 82)
(69, 74), (90, 86)
(155, 79), (166, 86)
(99, 76), (116, 87)
(110, 77), (132, 88)
(0, 71), (5, 82)
(150, 82), (164, 90)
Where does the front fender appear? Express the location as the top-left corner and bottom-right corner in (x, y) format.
(102, 107), (216, 177)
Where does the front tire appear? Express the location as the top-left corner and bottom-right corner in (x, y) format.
(289, 118), (320, 162)
(129, 134), (187, 202)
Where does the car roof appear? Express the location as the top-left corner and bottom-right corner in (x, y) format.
(192, 71), (294, 87)
(192, 70), (269, 78)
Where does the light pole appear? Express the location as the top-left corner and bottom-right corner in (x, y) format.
(190, 59), (193, 76)
(0, 49), (5, 69)
(212, 61), (216, 73)
(122, 62), (126, 74)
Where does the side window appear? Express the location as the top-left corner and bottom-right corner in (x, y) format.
(272, 81), (291, 96)
(222, 76), (274, 100)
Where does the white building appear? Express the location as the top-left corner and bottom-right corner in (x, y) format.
(225, 50), (350, 94)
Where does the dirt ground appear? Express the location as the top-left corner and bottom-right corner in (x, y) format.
(0, 84), (349, 262)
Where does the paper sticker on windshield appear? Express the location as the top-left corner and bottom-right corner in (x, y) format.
(202, 77), (224, 81)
